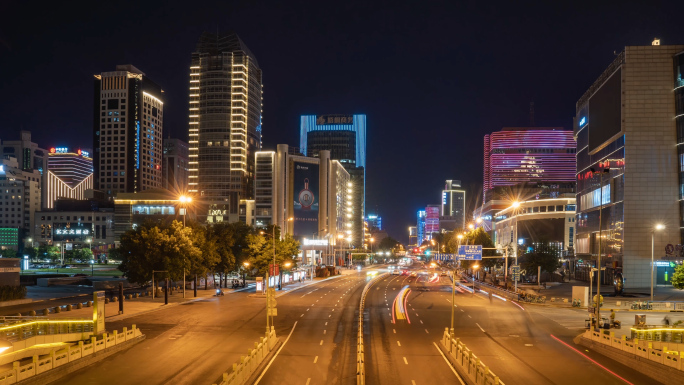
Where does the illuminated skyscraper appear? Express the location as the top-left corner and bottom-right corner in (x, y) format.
(93, 65), (164, 199)
(483, 128), (576, 201)
(188, 32), (263, 223)
(46, 147), (93, 208)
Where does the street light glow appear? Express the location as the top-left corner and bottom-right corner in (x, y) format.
(655, 224), (665, 230)
(511, 201), (520, 208)
(468, 223), (474, 229)
(457, 234), (463, 240)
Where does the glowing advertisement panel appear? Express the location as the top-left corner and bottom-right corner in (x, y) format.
(292, 162), (319, 236)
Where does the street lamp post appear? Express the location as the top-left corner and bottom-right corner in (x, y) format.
(179, 195), (192, 298)
(370, 237), (375, 264)
(511, 201), (521, 293)
(652, 224), (665, 302)
(243, 262), (250, 286)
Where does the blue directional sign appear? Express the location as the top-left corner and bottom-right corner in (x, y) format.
(433, 253), (456, 261)
(458, 245), (482, 260)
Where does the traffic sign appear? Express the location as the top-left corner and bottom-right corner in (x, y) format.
(458, 245), (482, 260)
(268, 308), (278, 316)
(511, 265), (521, 281)
(269, 264), (280, 276)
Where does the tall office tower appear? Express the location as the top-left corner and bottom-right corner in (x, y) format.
(0, 131), (48, 208)
(441, 180), (466, 231)
(188, 32), (263, 224)
(93, 65), (164, 199)
(366, 214), (382, 231)
(416, 210), (426, 246)
(162, 138), (189, 193)
(301, 114), (366, 248)
(45, 147), (93, 208)
(574, 42), (684, 290)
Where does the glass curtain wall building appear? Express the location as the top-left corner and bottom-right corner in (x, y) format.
(574, 43), (684, 289)
(188, 32), (263, 224)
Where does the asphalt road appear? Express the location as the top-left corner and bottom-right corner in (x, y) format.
(364, 266), (660, 385)
(255, 271), (371, 385)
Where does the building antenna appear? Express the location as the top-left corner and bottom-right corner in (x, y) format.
(529, 102), (535, 127)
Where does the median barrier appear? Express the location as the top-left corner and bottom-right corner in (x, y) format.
(440, 329), (503, 385)
(213, 326), (277, 385)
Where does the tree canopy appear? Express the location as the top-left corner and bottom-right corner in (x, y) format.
(244, 226), (300, 276)
(672, 264), (684, 290)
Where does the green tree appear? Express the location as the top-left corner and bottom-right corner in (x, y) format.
(24, 246), (38, 261)
(209, 222), (237, 275)
(378, 236), (400, 251)
(0, 249), (17, 258)
(519, 251), (561, 281)
(118, 220), (201, 286)
(245, 227), (300, 276)
(672, 264), (684, 290)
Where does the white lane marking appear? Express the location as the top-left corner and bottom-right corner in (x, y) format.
(300, 314), (304, 317)
(254, 321), (298, 384)
(467, 315), (471, 318)
(306, 378), (311, 385)
(412, 381), (416, 385)
(420, 320), (423, 324)
(323, 330), (327, 334)
(397, 341), (401, 346)
(425, 329), (429, 334)
(461, 309), (464, 312)
(403, 357), (408, 365)
(313, 356), (318, 363)
(393, 329), (396, 333)
(307, 308), (310, 311)
(325, 322), (328, 326)
(476, 323), (485, 333)
(433, 341), (465, 384)
(525, 344), (534, 347)
(320, 340), (323, 345)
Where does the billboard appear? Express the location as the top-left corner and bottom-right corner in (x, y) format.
(293, 162), (319, 236)
(53, 222), (93, 241)
(425, 206), (440, 234)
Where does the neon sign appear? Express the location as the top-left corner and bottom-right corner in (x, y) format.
(579, 117), (587, 128)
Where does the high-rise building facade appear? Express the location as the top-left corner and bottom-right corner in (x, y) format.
(301, 114), (366, 247)
(0, 131), (48, 208)
(416, 210), (426, 246)
(366, 214), (382, 231)
(254, 145), (350, 266)
(162, 138), (189, 193)
(441, 180), (466, 231)
(0, 157), (42, 247)
(483, 128), (576, 201)
(188, 32), (263, 224)
(574, 43), (684, 290)
(45, 147), (93, 208)
(93, 65), (164, 199)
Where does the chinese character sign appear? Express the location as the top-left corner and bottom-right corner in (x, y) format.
(458, 245), (482, 260)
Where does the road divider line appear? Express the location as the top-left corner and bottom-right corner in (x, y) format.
(306, 378), (311, 385)
(320, 340), (323, 345)
(254, 321), (298, 384)
(313, 356), (318, 363)
(397, 341), (401, 346)
(476, 323), (485, 333)
(425, 329), (429, 334)
(403, 357), (408, 365)
(432, 342), (466, 385)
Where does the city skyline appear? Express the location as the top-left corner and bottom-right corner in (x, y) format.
(3, 2), (684, 241)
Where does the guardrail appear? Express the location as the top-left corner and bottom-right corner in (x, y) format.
(213, 326), (277, 385)
(441, 329), (503, 385)
(0, 325), (142, 385)
(0, 317), (94, 343)
(455, 274), (520, 302)
(357, 272), (389, 385)
(582, 328), (684, 371)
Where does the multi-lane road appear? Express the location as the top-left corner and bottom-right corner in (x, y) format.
(52, 264), (661, 385)
(364, 267), (659, 385)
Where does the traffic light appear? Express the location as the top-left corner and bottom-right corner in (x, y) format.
(425, 250), (431, 256)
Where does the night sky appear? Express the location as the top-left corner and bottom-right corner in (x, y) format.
(2, 1), (684, 243)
